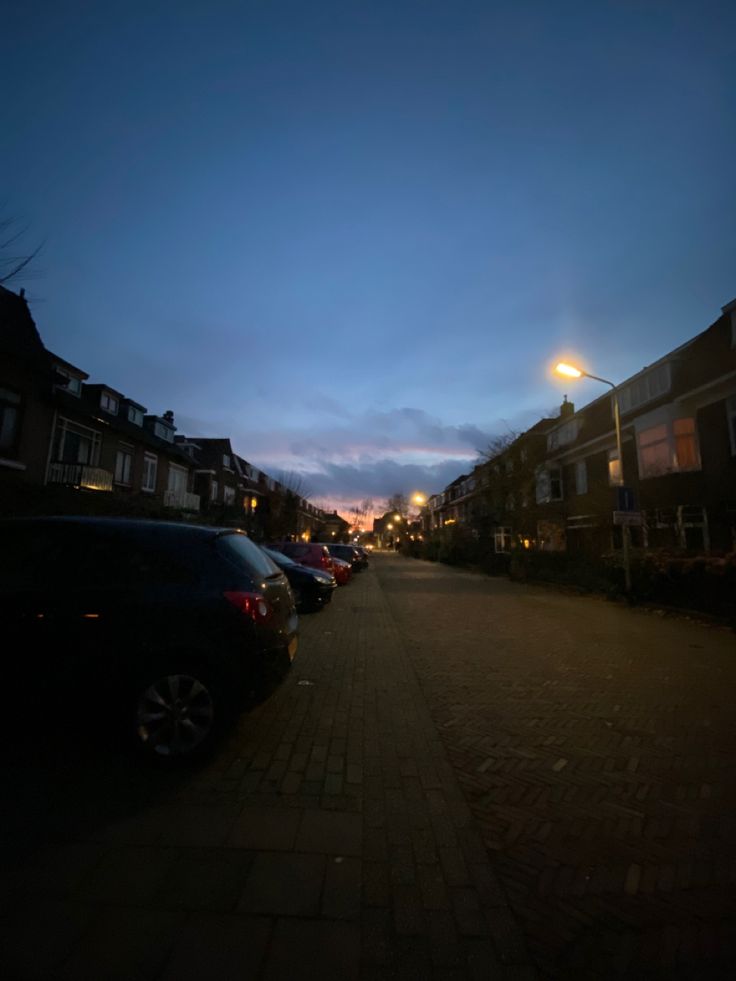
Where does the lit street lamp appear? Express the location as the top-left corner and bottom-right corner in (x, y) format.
(554, 362), (631, 594)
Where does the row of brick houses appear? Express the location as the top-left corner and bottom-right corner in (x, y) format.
(424, 299), (736, 557)
(0, 285), (337, 539)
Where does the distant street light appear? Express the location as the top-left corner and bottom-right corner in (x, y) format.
(411, 492), (426, 506)
(553, 361), (631, 594)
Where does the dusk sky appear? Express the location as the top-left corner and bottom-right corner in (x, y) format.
(4, 1), (735, 518)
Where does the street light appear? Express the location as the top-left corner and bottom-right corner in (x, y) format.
(553, 361), (632, 594)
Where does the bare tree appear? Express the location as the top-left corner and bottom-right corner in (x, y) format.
(274, 470), (313, 500)
(384, 493), (410, 518)
(0, 215), (43, 286)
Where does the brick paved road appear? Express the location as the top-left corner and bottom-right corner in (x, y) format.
(0, 557), (535, 980)
(375, 553), (736, 979)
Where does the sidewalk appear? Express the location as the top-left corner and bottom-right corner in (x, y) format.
(0, 559), (536, 980)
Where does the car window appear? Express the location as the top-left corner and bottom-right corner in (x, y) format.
(283, 544), (310, 560)
(263, 546), (296, 566)
(216, 531), (280, 579)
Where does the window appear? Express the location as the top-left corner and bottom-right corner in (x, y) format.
(520, 447), (528, 463)
(574, 461), (588, 495)
(547, 419), (580, 452)
(154, 422), (174, 443)
(728, 396), (736, 455)
(127, 406), (144, 427)
(608, 450), (622, 486)
(494, 527), (512, 553)
(222, 454), (231, 469)
(142, 453), (158, 492)
(637, 416), (700, 478)
(114, 447), (133, 485)
(617, 363), (671, 415)
(53, 418), (102, 466)
(167, 464), (188, 496)
(100, 392), (118, 414)
(0, 387), (21, 455)
(535, 466), (562, 503)
(54, 368), (82, 396)
(223, 485), (236, 505)
(210, 480), (219, 502)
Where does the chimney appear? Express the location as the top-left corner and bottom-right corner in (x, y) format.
(560, 395), (575, 419)
(163, 409), (175, 425)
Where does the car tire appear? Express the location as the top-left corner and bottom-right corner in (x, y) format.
(130, 660), (230, 763)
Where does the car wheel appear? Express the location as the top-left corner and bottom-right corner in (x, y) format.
(133, 666), (225, 761)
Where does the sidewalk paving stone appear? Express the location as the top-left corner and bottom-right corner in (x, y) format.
(237, 852), (325, 916)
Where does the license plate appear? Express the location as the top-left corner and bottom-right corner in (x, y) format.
(288, 636), (298, 661)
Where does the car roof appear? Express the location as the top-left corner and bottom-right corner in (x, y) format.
(0, 516), (243, 541)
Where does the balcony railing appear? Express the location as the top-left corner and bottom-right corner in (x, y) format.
(163, 489), (201, 511)
(47, 463), (113, 492)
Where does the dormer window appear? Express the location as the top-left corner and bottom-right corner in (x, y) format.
(547, 418), (580, 452)
(223, 454), (231, 469)
(617, 363), (671, 415)
(127, 406), (144, 427)
(154, 421), (174, 443)
(100, 392), (119, 414)
(54, 368), (82, 396)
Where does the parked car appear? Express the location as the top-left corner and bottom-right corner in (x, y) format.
(325, 543), (365, 572)
(1, 517), (298, 761)
(331, 556), (353, 585)
(273, 541), (334, 575)
(261, 546), (337, 612)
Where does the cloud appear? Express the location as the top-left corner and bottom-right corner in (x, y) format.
(302, 457), (477, 502)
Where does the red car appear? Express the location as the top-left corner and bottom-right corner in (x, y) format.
(331, 556), (352, 586)
(272, 542), (334, 575)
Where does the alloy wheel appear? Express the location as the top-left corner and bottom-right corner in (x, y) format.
(136, 672), (215, 757)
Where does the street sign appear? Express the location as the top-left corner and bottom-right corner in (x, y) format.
(616, 486), (636, 512)
(613, 510), (642, 527)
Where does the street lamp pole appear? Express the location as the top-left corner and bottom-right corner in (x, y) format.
(554, 364), (632, 594)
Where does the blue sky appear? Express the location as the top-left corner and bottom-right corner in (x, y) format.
(4, 0), (735, 515)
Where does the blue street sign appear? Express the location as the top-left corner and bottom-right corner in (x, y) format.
(616, 486), (636, 512)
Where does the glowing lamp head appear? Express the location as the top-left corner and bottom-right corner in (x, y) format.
(555, 362), (583, 379)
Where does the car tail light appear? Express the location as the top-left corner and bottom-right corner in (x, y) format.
(224, 591), (273, 625)
(320, 553), (331, 568)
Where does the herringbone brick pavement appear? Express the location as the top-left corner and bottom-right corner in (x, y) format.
(375, 553), (736, 980)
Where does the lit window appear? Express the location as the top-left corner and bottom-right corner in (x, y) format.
(494, 527), (512, 553)
(608, 450), (622, 486)
(673, 418), (698, 470)
(142, 453), (158, 492)
(637, 417), (700, 478)
(114, 448), (133, 485)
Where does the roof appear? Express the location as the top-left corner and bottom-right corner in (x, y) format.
(0, 285), (45, 359)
